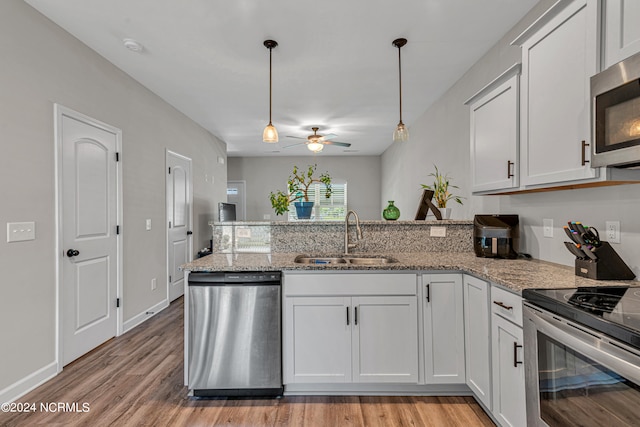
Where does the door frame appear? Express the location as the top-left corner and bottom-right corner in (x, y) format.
(165, 149), (193, 302)
(226, 180), (247, 220)
(54, 104), (123, 373)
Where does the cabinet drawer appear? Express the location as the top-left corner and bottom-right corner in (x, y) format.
(490, 285), (523, 327)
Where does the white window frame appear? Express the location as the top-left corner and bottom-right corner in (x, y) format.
(288, 181), (347, 221)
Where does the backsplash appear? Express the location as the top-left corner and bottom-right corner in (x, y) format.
(210, 220), (473, 254)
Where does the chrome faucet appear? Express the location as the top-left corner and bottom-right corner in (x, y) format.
(344, 210), (363, 255)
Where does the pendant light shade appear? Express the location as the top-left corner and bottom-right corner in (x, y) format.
(392, 38), (409, 143)
(263, 40), (278, 143)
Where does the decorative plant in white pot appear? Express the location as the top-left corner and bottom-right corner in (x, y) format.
(269, 164), (332, 219)
(420, 165), (463, 219)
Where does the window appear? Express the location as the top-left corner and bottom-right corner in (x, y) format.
(288, 182), (347, 221)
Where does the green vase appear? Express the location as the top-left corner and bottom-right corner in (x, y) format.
(382, 201), (400, 220)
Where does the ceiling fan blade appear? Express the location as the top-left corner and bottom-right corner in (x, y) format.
(323, 140), (351, 147)
(282, 142), (305, 149)
(286, 135), (307, 140)
(319, 133), (338, 141)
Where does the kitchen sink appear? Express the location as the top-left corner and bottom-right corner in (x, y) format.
(294, 255), (397, 265)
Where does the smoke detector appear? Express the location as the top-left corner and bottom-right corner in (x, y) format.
(123, 38), (144, 53)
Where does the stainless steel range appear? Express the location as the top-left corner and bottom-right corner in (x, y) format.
(523, 286), (640, 427)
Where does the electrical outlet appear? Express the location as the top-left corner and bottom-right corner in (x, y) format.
(151, 278), (157, 290)
(605, 221), (620, 244)
(543, 219), (554, 238)
(430, 226), (447, 237)
(146, 219), (152, 231)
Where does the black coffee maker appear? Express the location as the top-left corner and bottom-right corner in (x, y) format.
(473, 215), (519, 259)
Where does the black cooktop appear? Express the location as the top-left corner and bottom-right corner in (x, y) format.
(523, 286), (640, 349)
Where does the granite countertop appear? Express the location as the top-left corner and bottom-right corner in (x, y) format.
(181, 252), (637, 294)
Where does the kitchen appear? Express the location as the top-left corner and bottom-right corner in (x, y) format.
(2, 0), (640, 426)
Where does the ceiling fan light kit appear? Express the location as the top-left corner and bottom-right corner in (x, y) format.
(307, 142), (324, 152)
(262, 39), (279, 143)
(392, 38), (409, 143)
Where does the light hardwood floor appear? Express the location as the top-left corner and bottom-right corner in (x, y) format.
(1, 298), (495, 427)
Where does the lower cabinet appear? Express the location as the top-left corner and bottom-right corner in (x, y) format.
(283, 273), (419, 385)
(463, 275), (492, 410)
(423, 274), (465, 384)
(491, 288), (526, 427)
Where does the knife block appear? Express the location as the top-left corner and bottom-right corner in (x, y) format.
(575, 242), (636, 280)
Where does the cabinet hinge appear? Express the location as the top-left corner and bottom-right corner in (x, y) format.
(115, 152), (120, 162)
(116, 298), (120, 308)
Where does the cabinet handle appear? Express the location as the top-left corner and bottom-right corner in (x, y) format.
(354, 306), (358, 325)
(507, 160), (514, 179)
(493, 301), (513, 311)
(514, 342), (523, 367)
(346, 307), (350, 326)
(581, 140), (590, 166)
(426, 284), (430, 302)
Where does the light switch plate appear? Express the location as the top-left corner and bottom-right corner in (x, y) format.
(430, 226), (447, 237)
(146, 219), (152, 231)
(7, 222), (36, 242)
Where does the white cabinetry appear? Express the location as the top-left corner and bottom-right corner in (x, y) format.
(422, 274), (465, 384)
(283, 273), (418, 385)
(513, 0), (599, 187)
(466, 64), (520, 194)
(603, 0), (640, 68)
(463, 275), (492, 409)
(490, 286), (525, 427)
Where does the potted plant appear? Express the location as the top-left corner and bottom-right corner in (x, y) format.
(420, 165), (463, 219)
(269, 164), (332, 219)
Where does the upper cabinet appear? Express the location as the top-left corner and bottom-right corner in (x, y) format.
(466, 64), (521, 194)
(603, 0), (640, 69)
(514, 0), (599, 187)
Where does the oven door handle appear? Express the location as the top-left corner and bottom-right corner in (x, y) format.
(529, 309), (640, 384)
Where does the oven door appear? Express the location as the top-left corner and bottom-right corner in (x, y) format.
(524, 304), (640, 427)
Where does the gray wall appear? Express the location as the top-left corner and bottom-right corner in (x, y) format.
(0, 0), (226, 395)
(382, 0), (640, 277)
(228, 156), (382, 220)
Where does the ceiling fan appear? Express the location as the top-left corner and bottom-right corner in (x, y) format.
(284, 127), (351, 152)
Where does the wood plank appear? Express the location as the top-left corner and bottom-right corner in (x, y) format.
(0, 297), (494, 427)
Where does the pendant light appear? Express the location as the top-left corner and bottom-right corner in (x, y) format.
(392, 38), (409, 143)
(263, 40), (279, 143)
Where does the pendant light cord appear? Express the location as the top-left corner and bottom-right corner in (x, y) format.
(398, 45), (403, 124)
(269, 45), (273, 125)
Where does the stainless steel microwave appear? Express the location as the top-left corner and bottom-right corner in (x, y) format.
(591, 50), (640, 168)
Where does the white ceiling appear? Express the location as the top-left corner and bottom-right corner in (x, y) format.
(24, 0), (537, 157)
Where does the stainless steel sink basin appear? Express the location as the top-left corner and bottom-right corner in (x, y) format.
(343, 256), (397, 265)
(294, 255), (397, 265)
(294, 255), (347, 265)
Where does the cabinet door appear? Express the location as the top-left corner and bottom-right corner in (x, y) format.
(284, 296), (351, 384)
(491, 314), (526, 427)
(423, 274), (465, 384)
(469, 73), (519, 193)
(520, 0), (599, 186)
(352, 296), (418, 383)
(603, 0), (640, 68)
(463, 275), (492, 409)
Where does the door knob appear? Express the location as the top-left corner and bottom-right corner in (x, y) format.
(66, 249), (80, 257)
(186, 231), (193, 235)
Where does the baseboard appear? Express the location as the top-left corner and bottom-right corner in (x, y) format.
(0, 361), (58, 404)
(122, 299), (169, 334)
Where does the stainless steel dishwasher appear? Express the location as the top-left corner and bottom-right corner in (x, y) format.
(187, 271), (283, 397)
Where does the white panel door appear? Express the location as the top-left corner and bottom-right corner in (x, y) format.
(284, 296), (352, 384)
(167, 151), (192, 302)
(520, 0), (598, 186)
(492, 314), (526, 427)
(463, 275), (492, 410)
(352, 296), (418, 383)
(423, 274), (465, 384)
(61, 111), (119, 366)
(604, 0), (640, 68)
